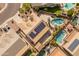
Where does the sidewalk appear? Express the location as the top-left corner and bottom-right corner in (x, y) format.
(0, 4), (8, 13)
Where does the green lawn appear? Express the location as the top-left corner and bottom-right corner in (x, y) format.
(38, 6), (62, 15)
(54, 10), (62, 16)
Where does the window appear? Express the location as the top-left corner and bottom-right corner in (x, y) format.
(68, 39), (79, 52)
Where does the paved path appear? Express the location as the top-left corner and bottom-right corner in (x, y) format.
(0, 3), (20, 25)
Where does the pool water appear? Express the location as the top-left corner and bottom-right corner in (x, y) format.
(55, 30), (67, 44)
(63, 3), (75, 10)
(51, 18), (64, 26)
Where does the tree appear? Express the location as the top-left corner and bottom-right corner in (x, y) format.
(77, 3), (79, 6)
(19, 3), (31, 14)
(19, 8), (25, 14)
(67, 9), (74, 17)
(53, 26), (61, 37)
(50, 39), (57, 47)
(22, 3), (31, 11)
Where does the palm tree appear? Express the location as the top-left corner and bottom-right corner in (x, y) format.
(50, 39), (58, 47)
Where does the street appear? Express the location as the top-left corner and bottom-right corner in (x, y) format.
(0, 3), (20, 25)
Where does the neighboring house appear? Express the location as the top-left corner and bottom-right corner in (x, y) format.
(63, 31), (79, 56)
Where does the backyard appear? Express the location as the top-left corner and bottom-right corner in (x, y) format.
(38, 6), (62, 16)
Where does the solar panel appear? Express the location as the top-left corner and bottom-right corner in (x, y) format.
(29, 32), (36, 39)
(68, 39), (79, 52)
(34, 22), (45, 34)
(39, 30), (51, 43)
(29, 22), (45, 39)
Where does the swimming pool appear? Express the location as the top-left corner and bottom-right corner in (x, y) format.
(55, 30), (67, 44)
(51, 18), (64, 26)
(63, 3), (75, 10)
